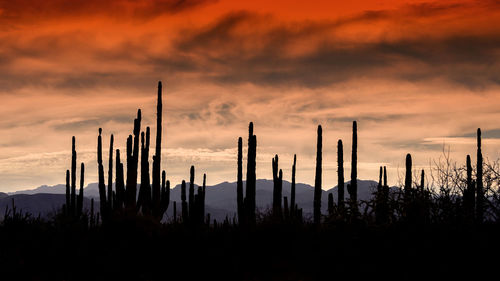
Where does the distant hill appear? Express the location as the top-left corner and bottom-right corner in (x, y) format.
(6, 179), (391, 221)
(0, 193), (93, 220)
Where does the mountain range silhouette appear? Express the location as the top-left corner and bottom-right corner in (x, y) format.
(3, 179), (391, 221)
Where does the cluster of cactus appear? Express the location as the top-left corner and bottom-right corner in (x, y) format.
(181, 166), (206, 225)
(269, 154), (302, 222)
(63, 137), (85, 219)
(272, 154), (283, 218)
(315, 122), (361, 223)
(399, 153), (428, 222)
(370, 128), (486, 225)
(461, 128), (484, 223)
(375, 166), (389, 224)
(66, 81), (170, 223)
(236, 122), (257, 225)
(122, 82), (169, 220)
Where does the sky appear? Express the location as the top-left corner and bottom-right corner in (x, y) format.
(1, 0), (500, 192)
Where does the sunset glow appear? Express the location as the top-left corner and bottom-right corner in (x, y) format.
(1, 0), (500, 191)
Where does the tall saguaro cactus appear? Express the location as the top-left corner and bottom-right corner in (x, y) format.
(237, 137), (244, 223)
(419, 170), (425, 192)
(403, 153), (413, 220)
(71, 136), (77, 216)
(290, 154), (296, 214)
(97, 128), (107, 218)
(347, 121), (358, 216)
(464, 155), (475, 222)
(313, 125), (322, 224)
(64, 137), (84, 218)
(272, 155), (283, 217)
(189, 165), (195, 220)
(201, 173), (206, 222)
(181, 180), (188, 223)
(476, 128), (484, 223)
(245, 122), (257, 225)
(152, 81), (163, 218)
(337, 140), (344, 213)
(138, 128), (152, 215)
(108, 134), (114, 211)
(115, 149), (125, 210)
(405, 154), (412, 196)
(126, 110), (141, 211)
(375, 166), (383, 224)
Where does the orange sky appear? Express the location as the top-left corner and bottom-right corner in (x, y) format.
(1, 0), (500, 191)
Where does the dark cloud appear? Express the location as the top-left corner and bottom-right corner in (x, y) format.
(0, 0), (217, 24)
(52, 115), (133, 131)
(169, 10), (500, 89)
(377, 139), (444, 151)
(215, 103), (236, 125)
(0, 2), (499, 93)
(326, 114), (415, 125)
(454, 129), (500, 139)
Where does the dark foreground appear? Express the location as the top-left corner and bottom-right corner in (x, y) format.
(0, 219), (498, 281)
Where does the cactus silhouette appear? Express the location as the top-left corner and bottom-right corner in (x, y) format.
(201, 173), (206, 223)
(382, 166), (389, 223)
(97, 128), (107, 219)
(290, 154), (296, 215)
(419, 169), (424, 193)
(80, 81), (170, 221)
(64, 136), (85, 219)
(126, 109), (141, 211)
(65, 169), (70, 215)
(464, 155), (475, 222)
(337, 140), (344, 214)
(272, 154), (282, 217)
(405, 154), (412, 198)
(115, 149), (125, 210)
(138, 128), (152, 215)
(160, 171), (170, 219)
(476, 128), (483, 223)
(403, 153), (413, 221)
(152, 81), (163, 219)
(107, 135), (113, 211)
(181, 180), (188, 223)
(245, 122), (257, 225)
(348, 121), (358, 217)
(237, 137), (244, 224)
(375, 166), (383, 224)
(189, 165), (195, 222)
(314, 125), (322, 225)
(71, 136), (76, 216)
